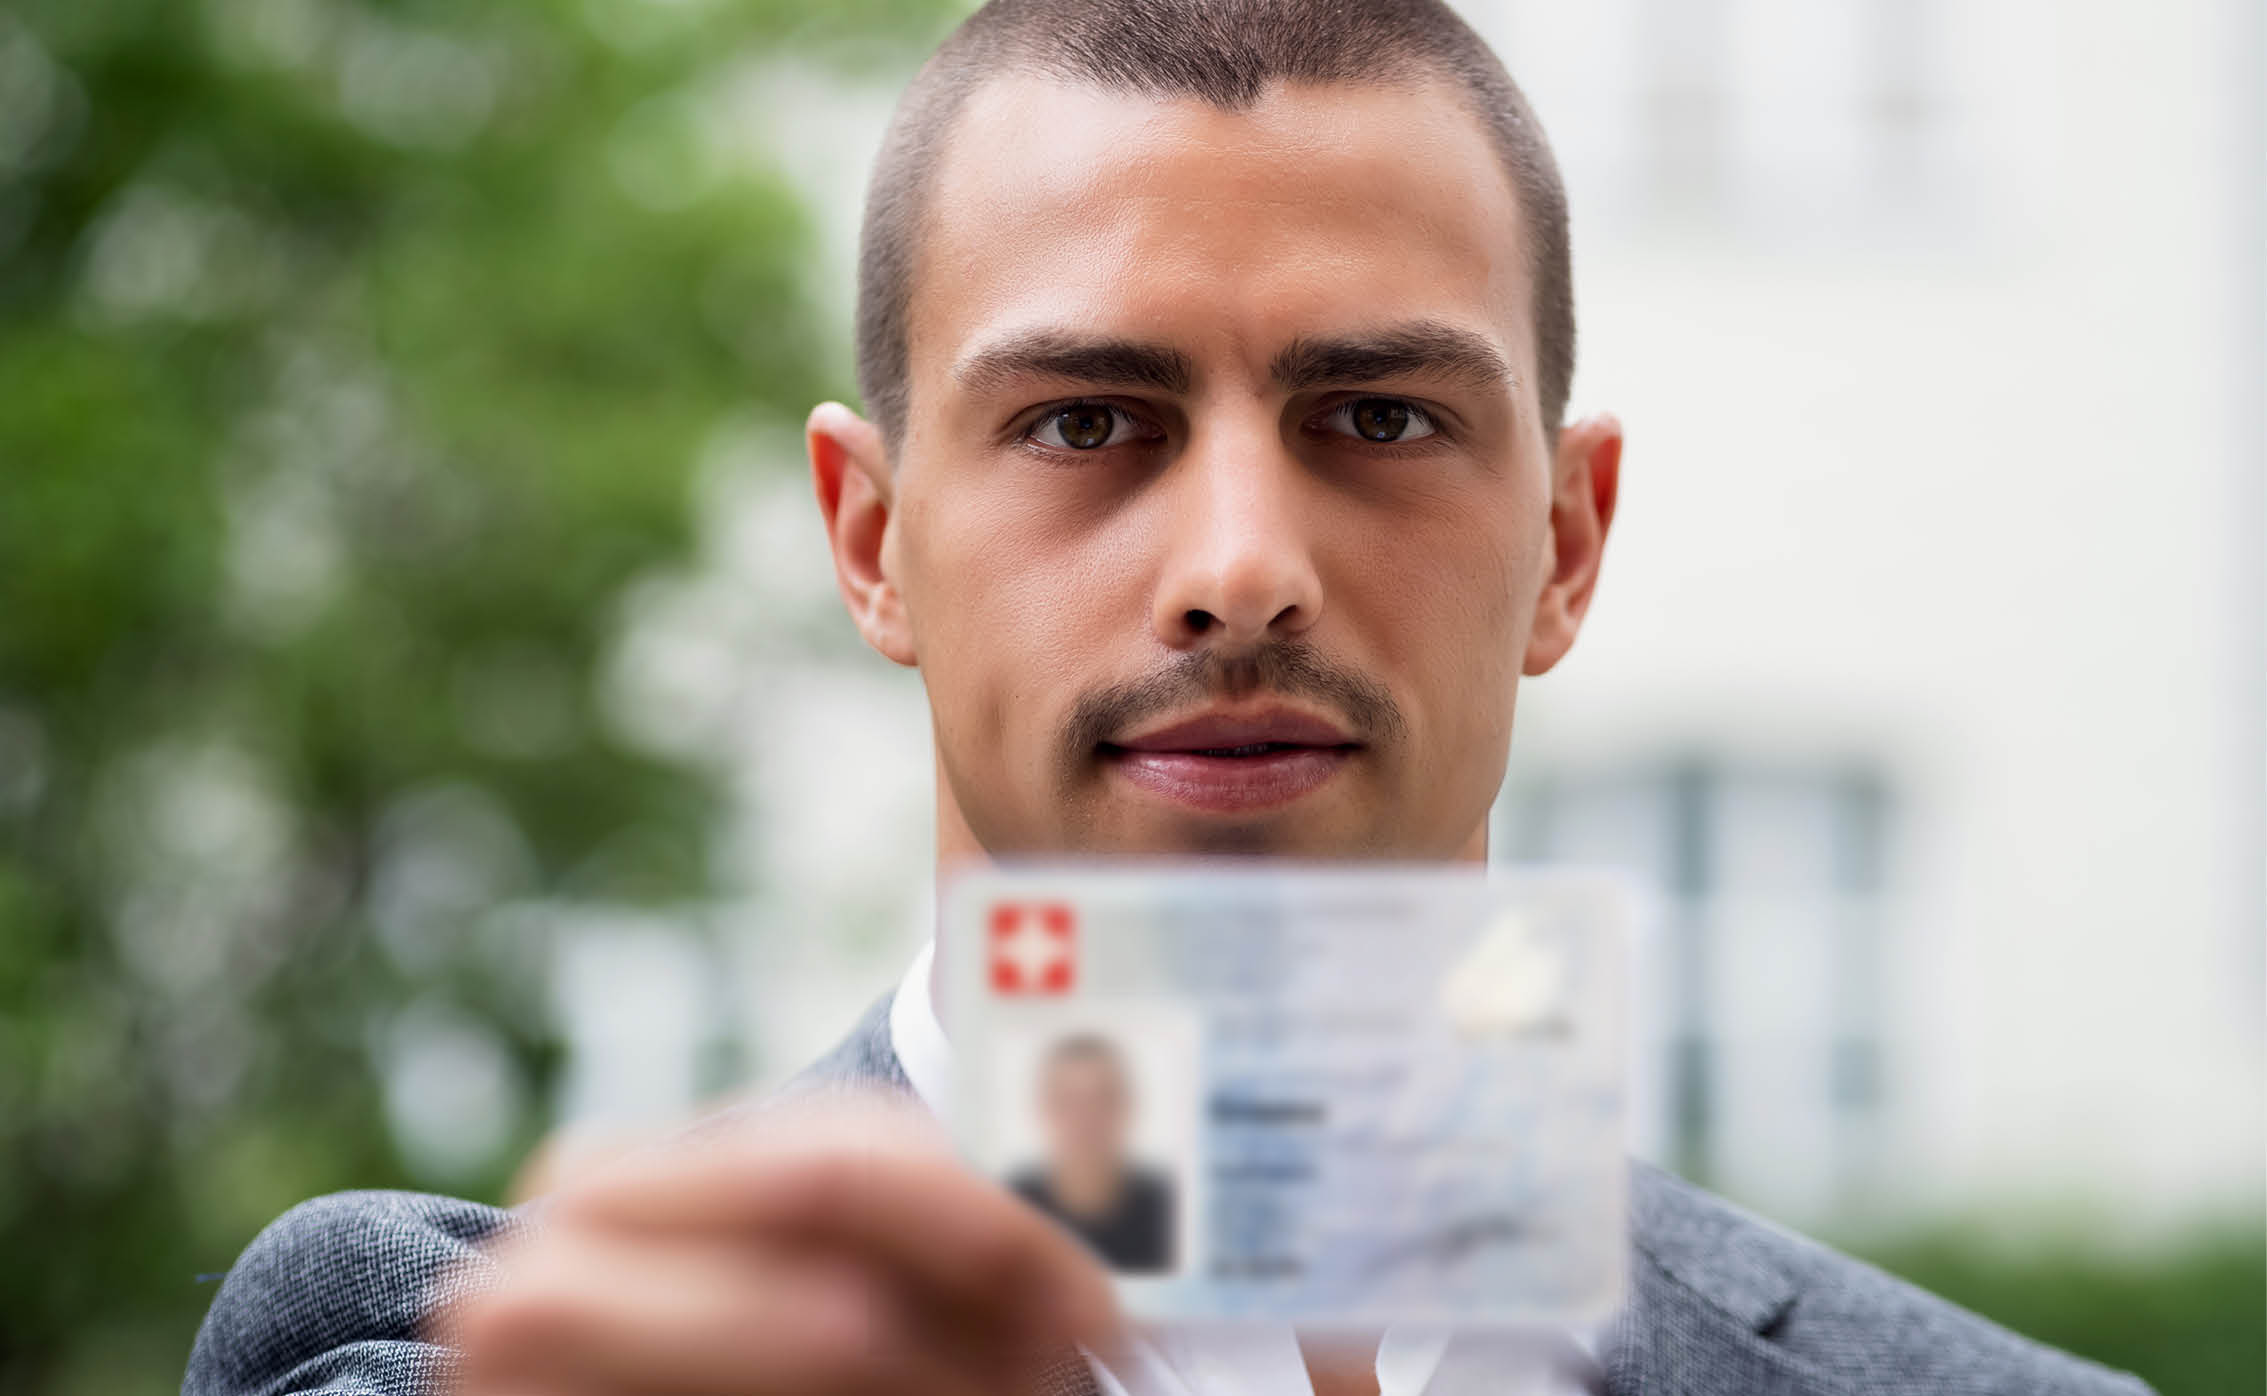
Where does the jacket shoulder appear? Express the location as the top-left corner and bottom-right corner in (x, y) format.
(184, 1189), (518, 1396)
(1632, 1165), (2154, 1396)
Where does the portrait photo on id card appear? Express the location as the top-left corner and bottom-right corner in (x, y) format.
(984, 1009), (1201, 1278)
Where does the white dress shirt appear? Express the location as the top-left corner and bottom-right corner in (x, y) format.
(888, 942), (1607, 1396)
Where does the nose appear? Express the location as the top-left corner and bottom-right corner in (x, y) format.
(1150, 425), (1324, 651)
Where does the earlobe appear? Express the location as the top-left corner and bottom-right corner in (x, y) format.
(808, 402), (918, 667)
(1521, 412), (1622, 677)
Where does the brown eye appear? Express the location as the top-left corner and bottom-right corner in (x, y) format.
(1324, 396), (1436, 444)
(1351, 398), (1410, 441)
(1033, 402), (1125, 450)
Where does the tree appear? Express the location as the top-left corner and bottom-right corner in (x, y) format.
(0, 3), (950, 1392)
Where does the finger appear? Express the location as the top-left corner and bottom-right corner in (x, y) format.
(448, 1230), (1000, 1396)
(631, 1150), (1115, 1348)
(557, 1104), (1120, 1350)
(882, 1239), (1100, 1392)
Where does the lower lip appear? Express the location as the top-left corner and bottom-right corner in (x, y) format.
(1102, 746), (1354, 814)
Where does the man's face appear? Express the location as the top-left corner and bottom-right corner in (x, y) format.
(1040, 1049), (1132, 1171)
(828, 74), (1613, 860)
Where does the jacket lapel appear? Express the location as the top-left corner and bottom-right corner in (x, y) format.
(782, 993), (912, 1098)
(1602, 1249), (1852, 1396)
(1603, 1166), (1854, 1396)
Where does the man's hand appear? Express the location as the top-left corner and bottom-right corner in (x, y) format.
(442, 1096), (1122, 1395)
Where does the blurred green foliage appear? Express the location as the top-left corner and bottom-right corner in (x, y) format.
(0, 1), (949, 1393)
(1853, 1222), (2266, 1396)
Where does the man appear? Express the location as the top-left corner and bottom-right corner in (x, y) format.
(183, 2), (2153, 1393)
(1007, 1034), (1176, 1275)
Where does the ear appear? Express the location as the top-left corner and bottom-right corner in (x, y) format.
(1522, 412), (1622, 677)
(809, 401), (917, 667)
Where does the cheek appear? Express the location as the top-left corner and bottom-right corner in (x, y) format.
(1347, 503), (1541, 733)
(894, 480), (1136, 753)
(895, 490), (1004, 737)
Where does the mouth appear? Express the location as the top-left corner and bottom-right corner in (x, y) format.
(1097, 706), (1361, 814)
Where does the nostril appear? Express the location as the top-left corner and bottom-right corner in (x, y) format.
(1184, 609), (1215, 634)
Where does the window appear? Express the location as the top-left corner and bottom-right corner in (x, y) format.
(1496, 758), (1894, 1220)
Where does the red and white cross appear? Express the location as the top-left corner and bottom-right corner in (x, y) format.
(988, 900), (1076, 994)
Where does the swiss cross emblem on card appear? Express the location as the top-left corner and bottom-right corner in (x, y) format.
(989, 900), (1076, 994)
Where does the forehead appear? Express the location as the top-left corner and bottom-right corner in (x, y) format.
(907, 72), (1532, 405)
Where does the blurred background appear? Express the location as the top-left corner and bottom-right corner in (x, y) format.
(0, 0), (2259, 1393)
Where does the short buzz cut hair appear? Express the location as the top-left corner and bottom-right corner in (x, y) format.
(854, 0), (1576, 452)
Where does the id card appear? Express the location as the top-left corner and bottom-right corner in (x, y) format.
(939, 863), (1631, 1328)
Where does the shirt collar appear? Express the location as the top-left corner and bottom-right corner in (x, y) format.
(888, 937), (954, 1118)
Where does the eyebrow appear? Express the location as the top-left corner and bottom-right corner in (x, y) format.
(949, 320), (1516, 401)
(954, 330), (1194, 396)
(1270, 321), (1517, 395)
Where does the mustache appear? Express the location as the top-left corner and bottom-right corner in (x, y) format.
(1064, 640), (1409, 759)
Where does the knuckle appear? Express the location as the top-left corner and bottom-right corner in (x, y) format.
(791, 1276), (892, 1381)
(961, 1204), (1044, 1295)
(769, 1148), (865, 1226)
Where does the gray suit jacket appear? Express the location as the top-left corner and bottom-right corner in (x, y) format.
(184, 996), (2152, 1396)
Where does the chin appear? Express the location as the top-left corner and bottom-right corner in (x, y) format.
(1091, 811), (1381, 859)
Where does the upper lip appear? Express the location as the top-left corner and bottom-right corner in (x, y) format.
(1105, 705), (1359, 753)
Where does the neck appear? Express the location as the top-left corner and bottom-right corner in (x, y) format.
(1300, 1333), (1383, 1396)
